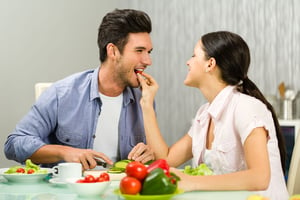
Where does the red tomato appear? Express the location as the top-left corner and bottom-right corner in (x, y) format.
(99, 172), (110, 181)
(84, 175), (96, 183)
(27, 169), (35, 174)
(96, 177), (105, 182)
(16, 168), (25, 173)
(119, 176), (141, 195)
(76, 179), (87, 183)
(125, 161), (147, 181)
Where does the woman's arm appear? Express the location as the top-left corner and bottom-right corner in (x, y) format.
(137, 73), (192, 166)
(174, 127), (270, 191)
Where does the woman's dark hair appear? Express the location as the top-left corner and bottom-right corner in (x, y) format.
(97, 9), (152, 62)
(201, 31), (286, 173)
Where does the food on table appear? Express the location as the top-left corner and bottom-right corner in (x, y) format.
(76, 173), (110, 183)
(183, 163), (213, 176)
(147, 159), (170, 175)
(247, 194), (270, 200)
(290, 195), (300, 200)
(125, 161), (148, 181)
(141, 168), (178, 195)
(119, 159), (180, 195)
(120, 176), (142, 195)
(107, 159), (132, 173)
(4, 159), (48, 174)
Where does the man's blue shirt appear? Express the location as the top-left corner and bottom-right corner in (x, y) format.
(4, 67), (149, 166)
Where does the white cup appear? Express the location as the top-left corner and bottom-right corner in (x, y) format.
(52, 162), (82, 181)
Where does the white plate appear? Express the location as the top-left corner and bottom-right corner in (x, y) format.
(0, 168), (51, 183)
(84, 170), (126, 181)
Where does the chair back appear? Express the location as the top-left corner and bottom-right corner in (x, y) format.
(35, 82), (52, 100)
(287, 132), (300, 195)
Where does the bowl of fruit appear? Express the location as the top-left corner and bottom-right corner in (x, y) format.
(67, 173), (111, 197)
(114, 159), (183, 200)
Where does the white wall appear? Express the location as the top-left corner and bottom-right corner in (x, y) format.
(0, 0), (120, 167)
(1, 0), (300, 168)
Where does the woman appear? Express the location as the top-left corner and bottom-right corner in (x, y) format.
(137, 31), (289, 200)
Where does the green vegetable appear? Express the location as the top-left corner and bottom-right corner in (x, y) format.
(183, 163), (213, 176)
(4, 159), (48, 174)
(107, 159), (132, 173)
(141, 168), (179, 195)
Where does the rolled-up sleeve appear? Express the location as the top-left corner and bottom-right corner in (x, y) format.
(4, 85), (58, 162)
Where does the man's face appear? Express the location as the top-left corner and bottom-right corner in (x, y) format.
(114, 32), (153, 88)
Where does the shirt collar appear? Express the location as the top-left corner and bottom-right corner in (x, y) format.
(207, 85), (236, 120)
(90, 67), (100, 101)
(90, 66), (135, 105)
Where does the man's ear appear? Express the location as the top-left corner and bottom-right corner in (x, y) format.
(106, 43), (119, 58)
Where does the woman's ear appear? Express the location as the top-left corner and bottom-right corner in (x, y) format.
(209, 57), (216, 68)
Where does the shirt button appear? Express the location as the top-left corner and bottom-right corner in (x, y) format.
(65, 138), (70, 142)
(93, 135), (96, 139)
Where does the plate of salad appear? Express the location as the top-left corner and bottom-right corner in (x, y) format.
(0, 159), (51, 183)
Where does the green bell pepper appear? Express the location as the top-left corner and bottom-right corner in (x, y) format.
(141, 168), (179, 195)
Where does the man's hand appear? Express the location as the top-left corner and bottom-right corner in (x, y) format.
(29, 145), (113, 170)
(127, 142), (154, 164)
(62, 147), (113, 170)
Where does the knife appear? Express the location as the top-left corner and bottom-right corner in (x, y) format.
(95, 159), (112, 168)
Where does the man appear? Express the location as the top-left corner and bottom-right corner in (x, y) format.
(4, 9), (154, 170)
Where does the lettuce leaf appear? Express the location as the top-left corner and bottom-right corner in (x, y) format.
(183, 163), (213, 176)
(4, 159), (47, 174)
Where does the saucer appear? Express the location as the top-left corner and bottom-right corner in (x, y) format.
(49, 177), (67, 186)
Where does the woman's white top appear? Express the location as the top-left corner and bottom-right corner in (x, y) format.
(188, 85), (289, 200)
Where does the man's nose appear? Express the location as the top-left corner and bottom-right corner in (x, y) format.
(142, 53), (152, 66)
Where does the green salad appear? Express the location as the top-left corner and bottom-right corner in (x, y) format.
(4, 159), (48, 174)
(183, 163), (214, 176)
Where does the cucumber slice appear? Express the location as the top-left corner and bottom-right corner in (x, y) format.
(113, 160), (131, 169)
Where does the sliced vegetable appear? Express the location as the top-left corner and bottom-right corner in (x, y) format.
(108, 159), (132, 173)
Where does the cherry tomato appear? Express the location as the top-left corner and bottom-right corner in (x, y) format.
(84, 175), (96, 183)
(99, 172), (110, 181)
(76, 179), (87, 183)
(16, 168), (25, 173)
(27, 169), (35, 174)
(96, 177), (105, 182)
(120, 176), (141, 195)
(125, 161), (148, 181)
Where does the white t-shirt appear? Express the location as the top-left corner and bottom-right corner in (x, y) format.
(93, 93), (123, 162)
(188, 85), (289, 200)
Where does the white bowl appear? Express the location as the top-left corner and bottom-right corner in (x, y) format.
(66, 178), (111, 197)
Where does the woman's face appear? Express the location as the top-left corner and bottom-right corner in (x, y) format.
(184, 41), (210, 88)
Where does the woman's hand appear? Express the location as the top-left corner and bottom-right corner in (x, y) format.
(137, 72), (159, 107)
(170, 167), (195, 192)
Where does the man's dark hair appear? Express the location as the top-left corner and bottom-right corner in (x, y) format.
(97, 9), (152, 63)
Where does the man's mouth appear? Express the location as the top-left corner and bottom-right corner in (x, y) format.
(134, 69), (144, 74)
